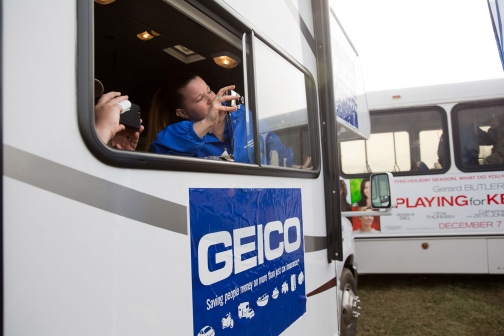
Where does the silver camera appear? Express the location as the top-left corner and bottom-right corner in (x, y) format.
(225, 90), (245, 107)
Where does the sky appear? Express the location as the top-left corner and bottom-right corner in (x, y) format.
(330, 0), (504, 92)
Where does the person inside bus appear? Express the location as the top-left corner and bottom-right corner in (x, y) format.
(354, 206), (380, 234)
(483, 113), (504, 165)
(146, 74), (308, 167)
(411, 160), (429, 171)
(436, 133), (445, 168)
(458, 112), (496, 165)
(94, 80), (144, 151)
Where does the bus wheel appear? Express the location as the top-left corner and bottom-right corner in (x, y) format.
(340, 268), (360, 336)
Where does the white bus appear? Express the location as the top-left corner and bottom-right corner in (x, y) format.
(340, 78), (504, 274)
(2, 0), (393, 335)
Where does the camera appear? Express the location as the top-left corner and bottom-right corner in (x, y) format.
(118, 100), (142, 129)
(225, 90), (245, 107)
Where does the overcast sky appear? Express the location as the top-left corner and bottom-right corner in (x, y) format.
(330, 0), (504, 92)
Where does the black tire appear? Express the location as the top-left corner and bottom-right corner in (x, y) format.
(340, 268), (358, 336)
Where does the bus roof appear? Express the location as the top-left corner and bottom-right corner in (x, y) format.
(366, 77), (504, 111)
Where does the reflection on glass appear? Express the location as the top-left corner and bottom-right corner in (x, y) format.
(252, 37), (312, 169)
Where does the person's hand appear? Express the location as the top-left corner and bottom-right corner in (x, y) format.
(110, 121), (144, 151)
(94, 91), (128, 144)
(293, 156), (313, 169)
(194, 85), (239, 138)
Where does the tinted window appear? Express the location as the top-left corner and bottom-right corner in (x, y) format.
(453, 102), (504, 170)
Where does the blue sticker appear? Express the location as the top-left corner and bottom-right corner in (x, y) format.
(336, 96), (359, 129)
(190, 188), (306, 336)
(332, 36), (359, 129)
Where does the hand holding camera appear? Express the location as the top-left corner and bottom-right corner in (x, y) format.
(224, 89), (244, 108)
(118, 100), (142, 130)
(94, 91), (143, 148)
(94, 91), (128, 144)
(208, 85), (241, 125)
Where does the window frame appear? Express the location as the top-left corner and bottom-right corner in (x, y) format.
(77, 0), (320, 178)
(340, 106), (450, 179)
(451, 98), (504, 173)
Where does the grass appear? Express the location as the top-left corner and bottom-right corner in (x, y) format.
(355, 274), (504, 336)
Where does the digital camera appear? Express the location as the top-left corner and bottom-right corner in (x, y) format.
(225, 90), (245, 107)
(118, 100), (142, 130)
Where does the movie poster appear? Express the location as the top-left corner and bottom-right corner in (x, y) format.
(347, 172), (504, 236)
(348, 178), (381, 235)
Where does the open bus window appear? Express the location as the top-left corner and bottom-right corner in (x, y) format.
(341, 132), (410, 173)
(340, 109), (446, 175)
(94, 0), (248, 160)
(252, 37), (313, 169)
(453, 103), (504, 169)
(83, 0), (319, 176)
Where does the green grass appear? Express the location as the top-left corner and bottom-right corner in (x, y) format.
(355, 274), (504, 336)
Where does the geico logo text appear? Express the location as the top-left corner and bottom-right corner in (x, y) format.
(198, 218), (301, 286)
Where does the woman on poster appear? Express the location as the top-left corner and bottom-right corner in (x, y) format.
(354, 206), (380, 234)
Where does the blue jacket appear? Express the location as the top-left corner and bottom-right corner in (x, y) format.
(149, 106), (293, 165)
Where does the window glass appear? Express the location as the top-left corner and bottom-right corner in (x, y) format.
(341, 132), (410, 174)
(341, 110), (445, 174)
(419, 130), (443, 169)
(252, 37), (313, 169)
(455, 104), (504, 167)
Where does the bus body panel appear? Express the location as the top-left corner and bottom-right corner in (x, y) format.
(2, 0), (362, 334)
(366, 78), (504, 110)
(487, 238), (504, 274)
(355, 237), (489, 274)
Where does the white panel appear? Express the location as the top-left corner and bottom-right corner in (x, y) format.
(366, 78), (504, 111)
(355, 238), (489, 274)
(487, 239), (504, 274)
(4, 178), (192, 336)
(283, 288), (338, 336)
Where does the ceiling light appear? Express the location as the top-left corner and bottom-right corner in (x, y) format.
(174, 45), (195, 56)
(151, 30), (161, 37)
(211, 51), (241, 69)
(137, 31), (154, 41)
(94, 0), (116, 4)
(164, 46), (205, 64)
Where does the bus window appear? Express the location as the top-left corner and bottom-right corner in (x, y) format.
(86, 0), (319, 176)
(340, 132), (409, 174)
(253, 36), (314, 169)
(453, 102), (504, 170)
(341, 108), (446, 175)
(94, 0), (247, 158)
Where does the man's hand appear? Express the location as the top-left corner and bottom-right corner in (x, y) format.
(110, 123), (145, 151)
(95, 91), (128, 144)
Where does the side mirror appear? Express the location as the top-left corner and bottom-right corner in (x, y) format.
(370, 172), (396, 209)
